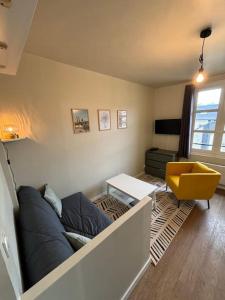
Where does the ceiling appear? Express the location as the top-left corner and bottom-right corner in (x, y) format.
(25, 0), (225, 87)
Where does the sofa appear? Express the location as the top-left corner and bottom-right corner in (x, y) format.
(166, 161), (221, 208)
(17, 186), (112, 290)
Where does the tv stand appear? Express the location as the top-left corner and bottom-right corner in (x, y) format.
(145, 148), (178, 179)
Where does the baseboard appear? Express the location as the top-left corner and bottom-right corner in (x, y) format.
(135, 171), (145, 178)
(121, 256), (151, 300)
(216, 186), (225, 196)
(90, 171), (145, 202)
(218, 184), (225, 191)
(90, 191), (106, 202)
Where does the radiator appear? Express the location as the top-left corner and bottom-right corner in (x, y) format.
(202, 162), (225, 187)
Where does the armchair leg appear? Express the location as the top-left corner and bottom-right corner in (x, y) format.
(207, 200), (210, 209)
(178, 200), (180, 208)
(166, 184), (168, 191)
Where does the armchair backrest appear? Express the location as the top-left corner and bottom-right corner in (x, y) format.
(192, 162), (217, 174)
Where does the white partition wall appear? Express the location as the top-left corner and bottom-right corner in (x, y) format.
(0, 141), (151, 300)
(0, 253), (17, 300)
(22, 197), (152, 300)
(0, 143), (22, 299)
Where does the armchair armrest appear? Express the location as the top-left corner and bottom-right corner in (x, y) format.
(166, 162), (195, 176)
(178, 173), (221, 199)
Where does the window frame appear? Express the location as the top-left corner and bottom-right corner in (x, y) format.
(221, 132), (225, 153)
(191, 82), (225, 158)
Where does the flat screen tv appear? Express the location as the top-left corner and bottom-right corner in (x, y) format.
(155, 119), (181, 135)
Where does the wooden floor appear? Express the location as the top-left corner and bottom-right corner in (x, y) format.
(129, 191), (225, 300)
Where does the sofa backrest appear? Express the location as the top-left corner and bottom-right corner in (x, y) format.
(17, 186), (74, 290)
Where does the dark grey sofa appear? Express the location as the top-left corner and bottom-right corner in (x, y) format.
(17, 186), (112, 290)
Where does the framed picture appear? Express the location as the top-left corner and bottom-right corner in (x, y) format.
(98, 110), (111, 131)
(71, 109), (90, 134)
(117, 110), (127, 129)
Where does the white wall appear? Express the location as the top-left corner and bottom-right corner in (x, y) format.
(152, 83), (185, 151)
(0, 53), (153, 199)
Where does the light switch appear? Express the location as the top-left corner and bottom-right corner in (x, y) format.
(1, 232), (9, 258)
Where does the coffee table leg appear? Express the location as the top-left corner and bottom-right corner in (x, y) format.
(107, 184), (110, 198)
(152, 191), (156, 210)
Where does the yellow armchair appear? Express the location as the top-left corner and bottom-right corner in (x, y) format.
(166, 162), (221, 208)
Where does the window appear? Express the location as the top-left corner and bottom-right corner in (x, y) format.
(191, 87), (225, 156)
(221, 126), (225, 153)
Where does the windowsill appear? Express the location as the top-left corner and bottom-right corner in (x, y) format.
(191, 151), (225, 164)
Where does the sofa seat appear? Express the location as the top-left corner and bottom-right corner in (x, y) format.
(61, 192), (112, 238)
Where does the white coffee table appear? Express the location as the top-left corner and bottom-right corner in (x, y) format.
(106, 173), (159, 209)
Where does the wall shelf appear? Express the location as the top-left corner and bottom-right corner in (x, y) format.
(0, 138), (27, 143)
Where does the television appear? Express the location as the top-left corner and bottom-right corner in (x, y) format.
(155, 119), (181, 135)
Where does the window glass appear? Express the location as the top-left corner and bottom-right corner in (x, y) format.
(192, 132), (214, 151)
(196, 89), (221, 111)
(194, 111), (217, 131)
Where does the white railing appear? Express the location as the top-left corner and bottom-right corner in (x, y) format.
(21, 197), (152, 300)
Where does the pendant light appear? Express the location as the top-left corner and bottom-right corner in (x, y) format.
(194, 27), (212, 84)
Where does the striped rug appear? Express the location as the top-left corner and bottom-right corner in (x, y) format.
(94, 195), (130, 220)
(94, 175), (195, 266)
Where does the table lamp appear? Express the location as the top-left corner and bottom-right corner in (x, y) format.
(3, 125), (19, 140)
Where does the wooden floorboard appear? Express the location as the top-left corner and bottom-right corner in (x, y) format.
(129, 193), (225, 300)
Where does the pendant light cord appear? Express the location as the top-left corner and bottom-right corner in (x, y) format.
(199, 37), (205, 67)
(3, 143), (17, 191)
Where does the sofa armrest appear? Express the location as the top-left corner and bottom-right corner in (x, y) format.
(166, 162), (195, 177)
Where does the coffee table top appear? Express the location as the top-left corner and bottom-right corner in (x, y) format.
(106, 173), (158, 200)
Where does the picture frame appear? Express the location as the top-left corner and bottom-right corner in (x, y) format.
(98, 109), (111, 131)
(117, 110), (127, 129)
(71, 109), (90, 134)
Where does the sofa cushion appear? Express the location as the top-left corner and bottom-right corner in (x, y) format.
(17, 186), (74, 289)
(61, 192), (112, 238)
(44, 184), (62, 217)
(64, 232), (91, 250)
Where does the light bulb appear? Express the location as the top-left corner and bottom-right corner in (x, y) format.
(6, 127), (14, 132)
(4, 125), (17, 133)
(3, 125), (19, 140)
(196, 72), (205, 83)
(194, 66), (207, 84)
